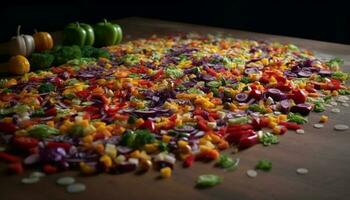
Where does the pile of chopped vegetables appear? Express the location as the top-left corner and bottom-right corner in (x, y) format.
(0, 34), (349, 179)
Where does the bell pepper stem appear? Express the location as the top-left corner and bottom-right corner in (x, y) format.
(76, 22), (80, 27)
(103, 19), (108, 24)
(17, 25), (21, 36)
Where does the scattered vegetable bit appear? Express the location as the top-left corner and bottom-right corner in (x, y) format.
(296, 168), (309, 175)
(334, 124), (349, 131)
(66, 183), (86, 193)
(246, 169), (258, 178)
(196, 174), (222, 188)
(255, 160), (272, 171)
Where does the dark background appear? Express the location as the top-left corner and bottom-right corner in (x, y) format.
(0, 0), (349, 44)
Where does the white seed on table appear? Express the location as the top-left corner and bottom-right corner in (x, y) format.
(296, 168), (309, 175)
(325, 104), (332, 107)
(296, 129), (305, 134)
(30, 171), (46, 178)
(334, 124), (349, 131)
(57, 177), (75, 186)
(246, 169), (258, 178)
(66, 183), (86, 193)
(21, 177), (40, 184)
(330, 101), (338, 106)
(331, 108), (340, 113)
(313, 123), (324, 129)
(337, 99), (347, 103)
(338, 96), (349, 101)
(342, 103), (349, 107)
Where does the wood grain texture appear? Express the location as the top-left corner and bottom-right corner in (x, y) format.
(0, 17), (350, 200)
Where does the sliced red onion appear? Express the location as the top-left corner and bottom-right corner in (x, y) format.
(24, 154), (40, 165)
(279, 99), (291, 114)
(298, 70), (312, 78)
(266, 88), (285, 101)
(318, 70), (332, 77)
(235, 93), (249, 102)
(290, 103), (312, 116)
(117, 146), (133, 154)
(244, 67), (259, 75)
(174, 125), (195, 132)
(192, 131), (205, 138)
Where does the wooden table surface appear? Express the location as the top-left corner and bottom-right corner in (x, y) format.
(1, 17), (350, 200)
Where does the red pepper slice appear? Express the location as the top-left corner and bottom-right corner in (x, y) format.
(238, 134), (258, 150)
(151, 69), (164, 80)
(0, 152), (21, 163)
(45, 107), (57, 116)
(226, 124), (253, 133)
(198, 120), (210, 131)
(205, 67), (217, 76)
(225, 129), (255, 144)
(7, 162), (23, 174)
(279, 121), (302, 130)
(290, 89), (307, 104)
(140, 119), (156, 132)
(183, 155), (194, 168)
(12, 136), (39, 150)
(47, 142), (71, 151)
(43, 164), (58, 174)
(0, 122), (17, 134)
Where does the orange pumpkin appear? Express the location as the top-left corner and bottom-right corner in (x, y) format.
(33, 31), (54, 52)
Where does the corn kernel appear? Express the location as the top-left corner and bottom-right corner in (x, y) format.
(144, 143), (158, 153)
(319, 115), (328, 123)
(177, 140), (189, 148)
(100, 154), (113, 168)
(130, 150), (141, 158)
(105, 143), (117, 158)
(160, 167), (172, 178)
(162, 135), (172, 143)
(80, 162), (96, 174)
(2, 117), (13, 123)
(95, 143), (105, 154)
(46, 120), (55, 128)
(82, 135), (93, 143)
(273, 126), (281, 135)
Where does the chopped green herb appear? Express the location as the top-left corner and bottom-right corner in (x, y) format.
(255, 160), (272, 171)
(338, 89), (350, 95)
(28, 124), (60, 139)
(288, 112), (308, 124)
(165, 67), (184, 79)
(332, 71), (349, 81)
(314, 101), (325, 112)
(120, 129), (155, 149)
(68, 124), (85, 137)
(228, 116), (249, 125)
(240, 76), (251, 84)
(188, 88), (204, 95)
(249, 104), (266, 114)
(259, 131), (279, 146)
(38, 83), (55, 94)
(196, 174), (222, 188)
(31, 108), (45, 117)
(127, 115), (137, 124)
(206, 81), (221, 88)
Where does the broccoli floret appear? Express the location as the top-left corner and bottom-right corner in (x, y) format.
(81, 46), (111, 59)
(52, 45), (82, 66)
(29, 53), (54, 69)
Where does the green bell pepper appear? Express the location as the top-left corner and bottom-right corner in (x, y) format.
(63, 22), (87, 46)
(94, 19), (122, 47)
(80, 23), (95, 46)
